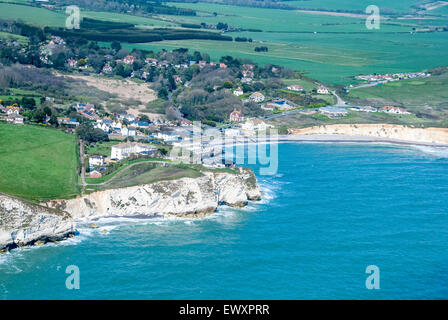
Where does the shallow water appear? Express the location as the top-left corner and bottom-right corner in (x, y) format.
(1, 143), (448, 299)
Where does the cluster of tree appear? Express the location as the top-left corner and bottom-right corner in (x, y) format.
(254, 46), (269, 52)
(216, 22), (229, 30)
(235, 37), (253, 42)
(177, 88), (265, 123)
(76, 123), (109, 143)
(48, 25), (233, 43)
(52, 0), (197, 16)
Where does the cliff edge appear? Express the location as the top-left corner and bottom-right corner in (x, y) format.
(0, 193), (75, 251)
(45, 167), (262, 220)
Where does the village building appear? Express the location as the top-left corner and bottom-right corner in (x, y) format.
(111, 142), (157, 161)
(242, 70), (254, 78)
(57, 117), (79, 127)
(242, 118), (270, 134)
(145, 57), (158, 65)
(6, 105), (20, 115)
(117, 112), (135, 122)
(123, 55), (137, 65)
(102, 64), (113, 74)
(380, 106), (410, 114)
(287, 85), (303, 92)
(89, 155), (105, 169)
(249, 92), (265, 103)
(241, 77), (253, 83)
(317, 85), (330, 94)
(229, 109), (244, 122)
(121, 126), (136, 137)
(67, 58), (77, 68)
(319, 106), (348, 118)
(6, 114), (24, 124)
(349, 106), (378, 113)
(233, 87), (244, 96)
(89, 170), (102, 179)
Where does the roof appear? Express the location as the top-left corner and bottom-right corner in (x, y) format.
(319, 106), (347, 113)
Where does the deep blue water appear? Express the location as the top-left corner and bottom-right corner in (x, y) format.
(1, 143), (448, 299)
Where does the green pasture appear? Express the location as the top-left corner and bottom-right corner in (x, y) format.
(0, 123), (80, 201)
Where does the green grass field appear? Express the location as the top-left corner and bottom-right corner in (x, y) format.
(3, 2), (448, 85)
(347, 71), (448, 108)
(88, 162), (203, 192)
(0, 123), (80, 201)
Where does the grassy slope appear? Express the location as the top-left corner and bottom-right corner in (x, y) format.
(88, 162), (203, 192)
(347, 72), (448, 108)
(0, 123), (79, 201)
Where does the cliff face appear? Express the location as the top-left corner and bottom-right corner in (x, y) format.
(0, 194), (75, 251)
(288, 124), (448, 145)
(45, 167), (262, 221)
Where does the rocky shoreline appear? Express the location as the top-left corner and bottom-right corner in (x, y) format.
(0, 167), (261, 251)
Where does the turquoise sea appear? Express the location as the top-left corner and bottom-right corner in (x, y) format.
(1, 143), (448, 299)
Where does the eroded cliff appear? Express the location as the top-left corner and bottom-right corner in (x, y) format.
(45, 167), (262, 220)
(0, 193), (75, 251)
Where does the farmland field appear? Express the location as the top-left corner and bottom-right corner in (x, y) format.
(0, 123), (80, 201)
(346, 71), (448, 109)
(2, 2), (448, 85)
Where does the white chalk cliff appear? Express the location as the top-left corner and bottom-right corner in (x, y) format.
(45, 167), (261, 220)
(1, 168), (261, 250)
(0, 193), (75, 251)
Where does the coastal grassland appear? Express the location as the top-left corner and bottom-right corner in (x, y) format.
(0, 123), (80, 201)
(0, 3), (65, 27)
(87, 162), (203, 192)
(0, 31), (28, 44)
(346, 71), (448, 109)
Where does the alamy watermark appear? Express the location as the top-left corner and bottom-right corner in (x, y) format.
(365, 5), (381, 30)
(365, 265), (380, 290)
(65, 6), (80, 30)
(65, 265), (80, 290)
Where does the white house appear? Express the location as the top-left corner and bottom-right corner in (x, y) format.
(249, 92), (265, 102)
(121, 126), (136, 137)
(111, 142), (157, 161)
(242, 118), (269, 134)
(380, 106), (410, 114)
(287, 85), (303, 92)
(233, 87), (244, 96)
(317, 85), (330, 94)
(89, 155), (105, 169)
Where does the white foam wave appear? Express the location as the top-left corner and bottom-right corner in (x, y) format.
(412, 145), (448, 158)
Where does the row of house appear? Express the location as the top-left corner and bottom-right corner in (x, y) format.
(0, 104), (24, 124)
(356, 72), (430, 82)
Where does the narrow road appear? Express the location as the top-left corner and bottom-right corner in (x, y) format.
(331, 90), (348, 107)
(79, 140), (86, 187)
